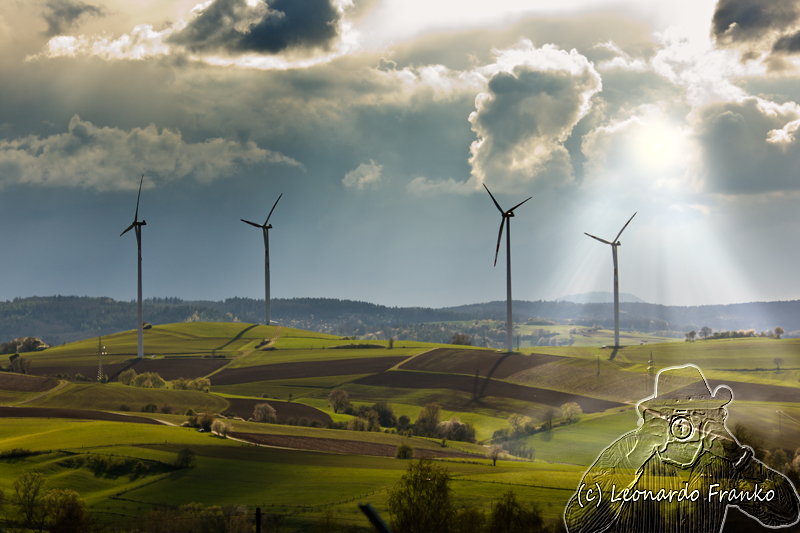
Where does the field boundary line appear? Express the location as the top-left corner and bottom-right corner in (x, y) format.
(205, 326), (282, 379)
(8, 379), (68, 406)
(389, 348), (435, 371)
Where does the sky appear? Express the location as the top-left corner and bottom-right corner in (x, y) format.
(1, 0), (799, 308)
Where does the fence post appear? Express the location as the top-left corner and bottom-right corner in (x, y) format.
(256, 507), (261, 533)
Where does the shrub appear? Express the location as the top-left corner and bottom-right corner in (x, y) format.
(175, 448), (196, 468)
(118, 404), (131, 412)
(118, 369), (136, 386)
(211, 419), (232, 438)
(488, 490), (543, 533)
(388, 459), (453, 533)
(185, 408), (196, 416)
(395, 444), (414, 459)
(141, 404), (157, 413)
(159, 404), (173, 414)
(298, 417), (310, 427)
(198, 413), (215, 432)
(253, 403), (277, 423)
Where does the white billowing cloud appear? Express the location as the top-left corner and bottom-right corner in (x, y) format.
(343, 160), (383, 189)
(467, 40), (602, 192)
(0, 115), (302, 191)
(406, 176), (474, 195)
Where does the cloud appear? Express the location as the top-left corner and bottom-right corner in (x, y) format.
(693, 97), (800, 194)
(0, 115), (302, 191)
(406, 177), (474, 195)
(712, 0), (799, 44)
(343, 160), (382, 189)
(42, 0), (105, 37)
(467, 41), (601, 192)
(167, 0), (341, 55)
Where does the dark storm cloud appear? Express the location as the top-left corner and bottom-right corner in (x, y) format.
(772, 30), (800, 53)
(167, 0), (340, 55)
(711, 0), (799, 43)
(695, 98), (800, 194)
(42, 0), (105, 36)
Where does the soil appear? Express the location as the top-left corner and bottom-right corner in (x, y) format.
(400, 348), (560, 379)
(355, 371), (624, 413)
(223, 398), (332, 424)
(0, 406), (164, 425)
(108, 358), (229, 381)
(231, 432), (478, 459)
(213, 356), (408, 385)
(0, 372), (60, 393)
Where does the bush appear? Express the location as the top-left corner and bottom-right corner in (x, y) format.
(253, 403), (277, 423)
(159, 404), (173, 414)
(211, 419), (232, 438)
(395, 444), (414, 459)
(141, 404), (158, 413)
(488, 490), (544, 533)
(185, 408), (196, 416)
(175, 448), (196, 468)
(118, 404), (131, 412)
(198, 413), (215, 432)
(118, 369), (136, 386)
(298, 417), (310, 427)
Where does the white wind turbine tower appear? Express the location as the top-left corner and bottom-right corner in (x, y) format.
(584, 212), (637, 348)
(241, 194), (282, 326)
(484, 184), (531, 353)
(120, 175), (147, 359)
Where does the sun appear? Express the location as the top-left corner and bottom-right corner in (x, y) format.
(632, 121), (684, 171)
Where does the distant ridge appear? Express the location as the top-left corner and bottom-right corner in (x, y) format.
(557, 291), (646, 304)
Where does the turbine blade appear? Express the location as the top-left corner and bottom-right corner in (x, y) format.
(584, 232), (612, 245)
(483, 184), (504, 214)
(134, 175), (144, 222)
(614, 212), (637, 242)
(120, 223), (135, 237)
(241, 219), (264, 229)
(494, 218), (506, 267)
(265, 193), (283, 225)
(508, 196), (532, 213)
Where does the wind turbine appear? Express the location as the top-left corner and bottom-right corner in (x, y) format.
(241, 194), (282, 326)
(120, 175), (146, 359)
(584, 212), (637, 348)
(484, 184), (531, 353)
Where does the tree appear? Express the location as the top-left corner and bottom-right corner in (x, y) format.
(543, 408), (555, 431)
(451, 333), (471, 346)
(487, 490), (544, 533)
(387, 459), (453, 533)
(327, 389), (350, 414)
(561, 402), (583, 424)
(415, 403), (441, 437)
(175, 448), (196, 468)
(12, 471), (47, 532)
(685, 331), (697, 342)
(44, 488), (90, 533)
(700, 326), (712, 339)
(118, 368), (136, 385)
(395, 444), (414, 459)
(211, 419), (232, 437)
(10, 355), (31, 374)
(253, 403), (277, 423)
(489, 444), (504, 466)
(775, 358), (785, 372)
(775, 327), (785, 340)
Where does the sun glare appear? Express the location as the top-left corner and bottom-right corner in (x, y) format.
(633, 122), (683, 170)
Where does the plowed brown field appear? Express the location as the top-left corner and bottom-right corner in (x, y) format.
(223, 398), (332, 424)
(213, 356), (407, 385)
(232, 432), (477, 459)
(0, 373), (60, 393)
(355, 371), (623, 413)
(400, 348), (560, 379)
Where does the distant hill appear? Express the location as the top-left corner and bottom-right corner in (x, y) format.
(556, 291), (645, 304)
(2, 295), (800, 346)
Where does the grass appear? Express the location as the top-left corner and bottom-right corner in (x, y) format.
(230, 347), (420, 368)
(26, 382), (229, 414)
(515, 324), (681, 348)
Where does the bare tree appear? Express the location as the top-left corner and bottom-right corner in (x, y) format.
(451, 333), (471, 346)
(211, 419), (233, 437)
(489, 444), (504, 466)
(561, 402), (583, 424)
(774, 358), (785, 372)
(327, 389), (350, 414)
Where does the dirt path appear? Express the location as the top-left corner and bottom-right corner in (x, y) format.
(8, 379), (68, 406)
(205, 326), (282, 379)
(388, 348), (433, 371)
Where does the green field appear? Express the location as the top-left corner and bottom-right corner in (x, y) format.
(4, 323), (800, 531)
